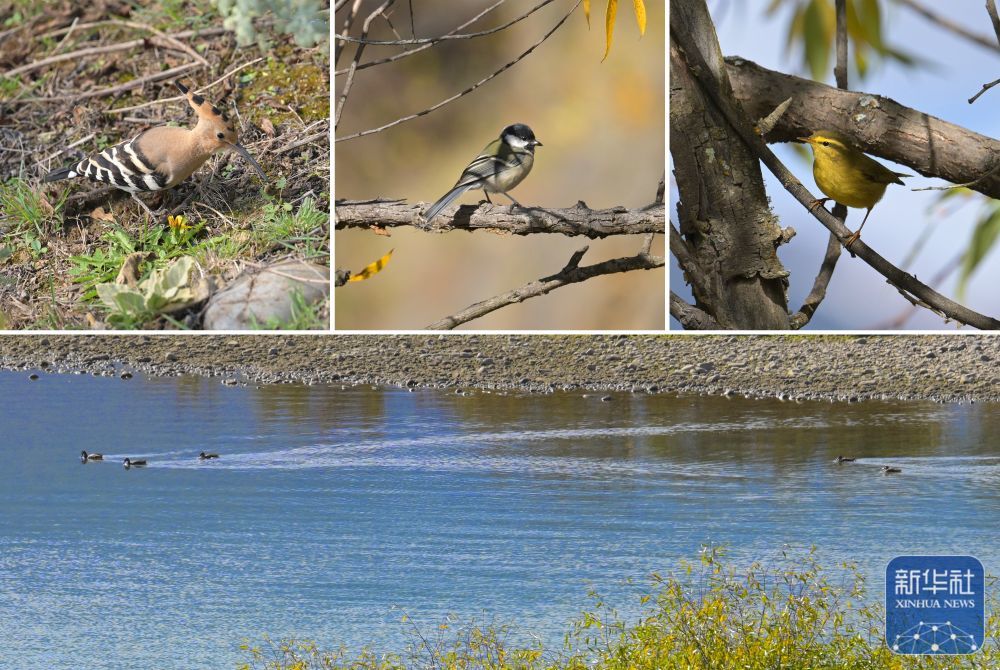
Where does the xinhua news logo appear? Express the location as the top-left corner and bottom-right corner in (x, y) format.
(886, 555), (985, 655)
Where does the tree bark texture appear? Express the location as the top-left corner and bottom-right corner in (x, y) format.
(335, 199), (663, 238)
(726, 58), (1000, 200)
(670, 0), (791, 330)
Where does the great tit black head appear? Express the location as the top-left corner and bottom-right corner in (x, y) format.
(501, 123), (542, 149)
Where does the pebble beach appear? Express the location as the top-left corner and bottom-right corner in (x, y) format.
(0, 334), (995, 403)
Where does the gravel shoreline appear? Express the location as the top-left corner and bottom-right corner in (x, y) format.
(0, 334), (995, 403)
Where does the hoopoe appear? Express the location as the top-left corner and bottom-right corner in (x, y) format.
(43, 81), (266, 220)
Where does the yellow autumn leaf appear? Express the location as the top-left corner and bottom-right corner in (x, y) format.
(583, 0), (590, 27)
(633, 0), (646, 35)
(347, 249), (394, 282)
(601, 0), (645, 60)
(602, 0), (617, 61)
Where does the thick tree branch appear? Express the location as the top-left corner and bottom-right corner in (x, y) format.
(426, 246), (664, 330)
(670, 291), (721, 330)
(670, 0), (791, 330)
(673, 39), (1000, 330)
(725, 58), (1000, 201)
(334, 199), (663, 238)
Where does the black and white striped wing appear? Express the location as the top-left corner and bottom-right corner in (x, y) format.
(69, 135), (169, 193)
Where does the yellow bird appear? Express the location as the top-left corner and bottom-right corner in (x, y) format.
(799, 130), (910, 247)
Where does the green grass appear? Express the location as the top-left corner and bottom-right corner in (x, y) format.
(249, 288), (328, 330)
(255, 195), (328, 258)
(68, 220), (211, 300)
(238, 546), (999, 670)
(0, 178), (63, 246)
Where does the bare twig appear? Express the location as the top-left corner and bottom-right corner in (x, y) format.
(669, 221), (709, 302)
(41, 132), (96, 163)
(672, 25), (1000, 330)
(789, 227), (842, 329)
(273, 129), (329, 156)
(426, 247), (664, 330)
(968, 0), (1000, 102)
(334, 0), (542, 75)
(334, 198), (663, 237)
(336, 0), (395, 127)
(670, 292), (721, 330)
(334, 0), (557, 45)
(987, 0), (1000, 47)
(336, 0), (581, 142)
(5, 62), (203, 104)
(7, 36), (191, 78)
(335, 0), (364, 66)
(968, 76), (1000, 104)
(790, 0), (847, 329)
(106, 58), (265, 114)
(894, 0), (999, 52)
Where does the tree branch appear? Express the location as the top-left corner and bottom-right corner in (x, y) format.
(673, 35), (1000, 330)
(670, 291), (721, 330)
(670, 0), (791, 330)
(790, 0), (848, 329)
(987, 0), (1000, 48)
(334, 199), (663, 238)
(335, 0), (580, 142)
(426, 246), (664, 330)
(725, 57), (1000, 201)
(894, 0), (1000, 53)
(335, 1), (507, 75)
(333, 0), (556, 45)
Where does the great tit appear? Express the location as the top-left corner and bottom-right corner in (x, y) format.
(423, 123), (542, 224)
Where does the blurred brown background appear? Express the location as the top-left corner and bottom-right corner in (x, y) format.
(334, 0), (665, 330)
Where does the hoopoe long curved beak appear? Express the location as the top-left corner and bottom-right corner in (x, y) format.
(230, 143), (267, 181)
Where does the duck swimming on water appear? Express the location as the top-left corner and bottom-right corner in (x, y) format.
(81, 450), (103, 462)
(881, 465), (902, 474)
(834, 456), (856, 463)
(199, 452), (219, 460)
(123, 458), (147, 469)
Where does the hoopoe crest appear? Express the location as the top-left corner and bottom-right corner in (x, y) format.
(43, 81), (266, 196)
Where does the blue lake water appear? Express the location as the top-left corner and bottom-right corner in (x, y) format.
(1, 369), (999, 669)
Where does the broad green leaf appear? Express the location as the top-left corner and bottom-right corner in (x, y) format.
(958, 205), (1000, 299)
(855, 42), (868, 78)
(803, 0), (831, 80)
(859, 0), (883, 50)
(161, 255), (195, 291)
(112, 289), (147, 316)
(602, 0), (618, 62)
(784, 4), (806, 57)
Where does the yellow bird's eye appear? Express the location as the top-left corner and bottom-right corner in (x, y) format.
(821, 141), (831, 147)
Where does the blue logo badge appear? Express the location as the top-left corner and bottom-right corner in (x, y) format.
(886, 555), (985, 655)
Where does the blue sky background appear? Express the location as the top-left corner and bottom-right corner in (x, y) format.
(670, 0), (1000, 329)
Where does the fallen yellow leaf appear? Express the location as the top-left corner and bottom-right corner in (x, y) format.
(583, 0), (590, 27)
(348, 249), (394, 282)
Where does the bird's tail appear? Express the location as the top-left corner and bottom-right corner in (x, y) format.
(423, 183), (473, 223)
(42, 166), (76, 183)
